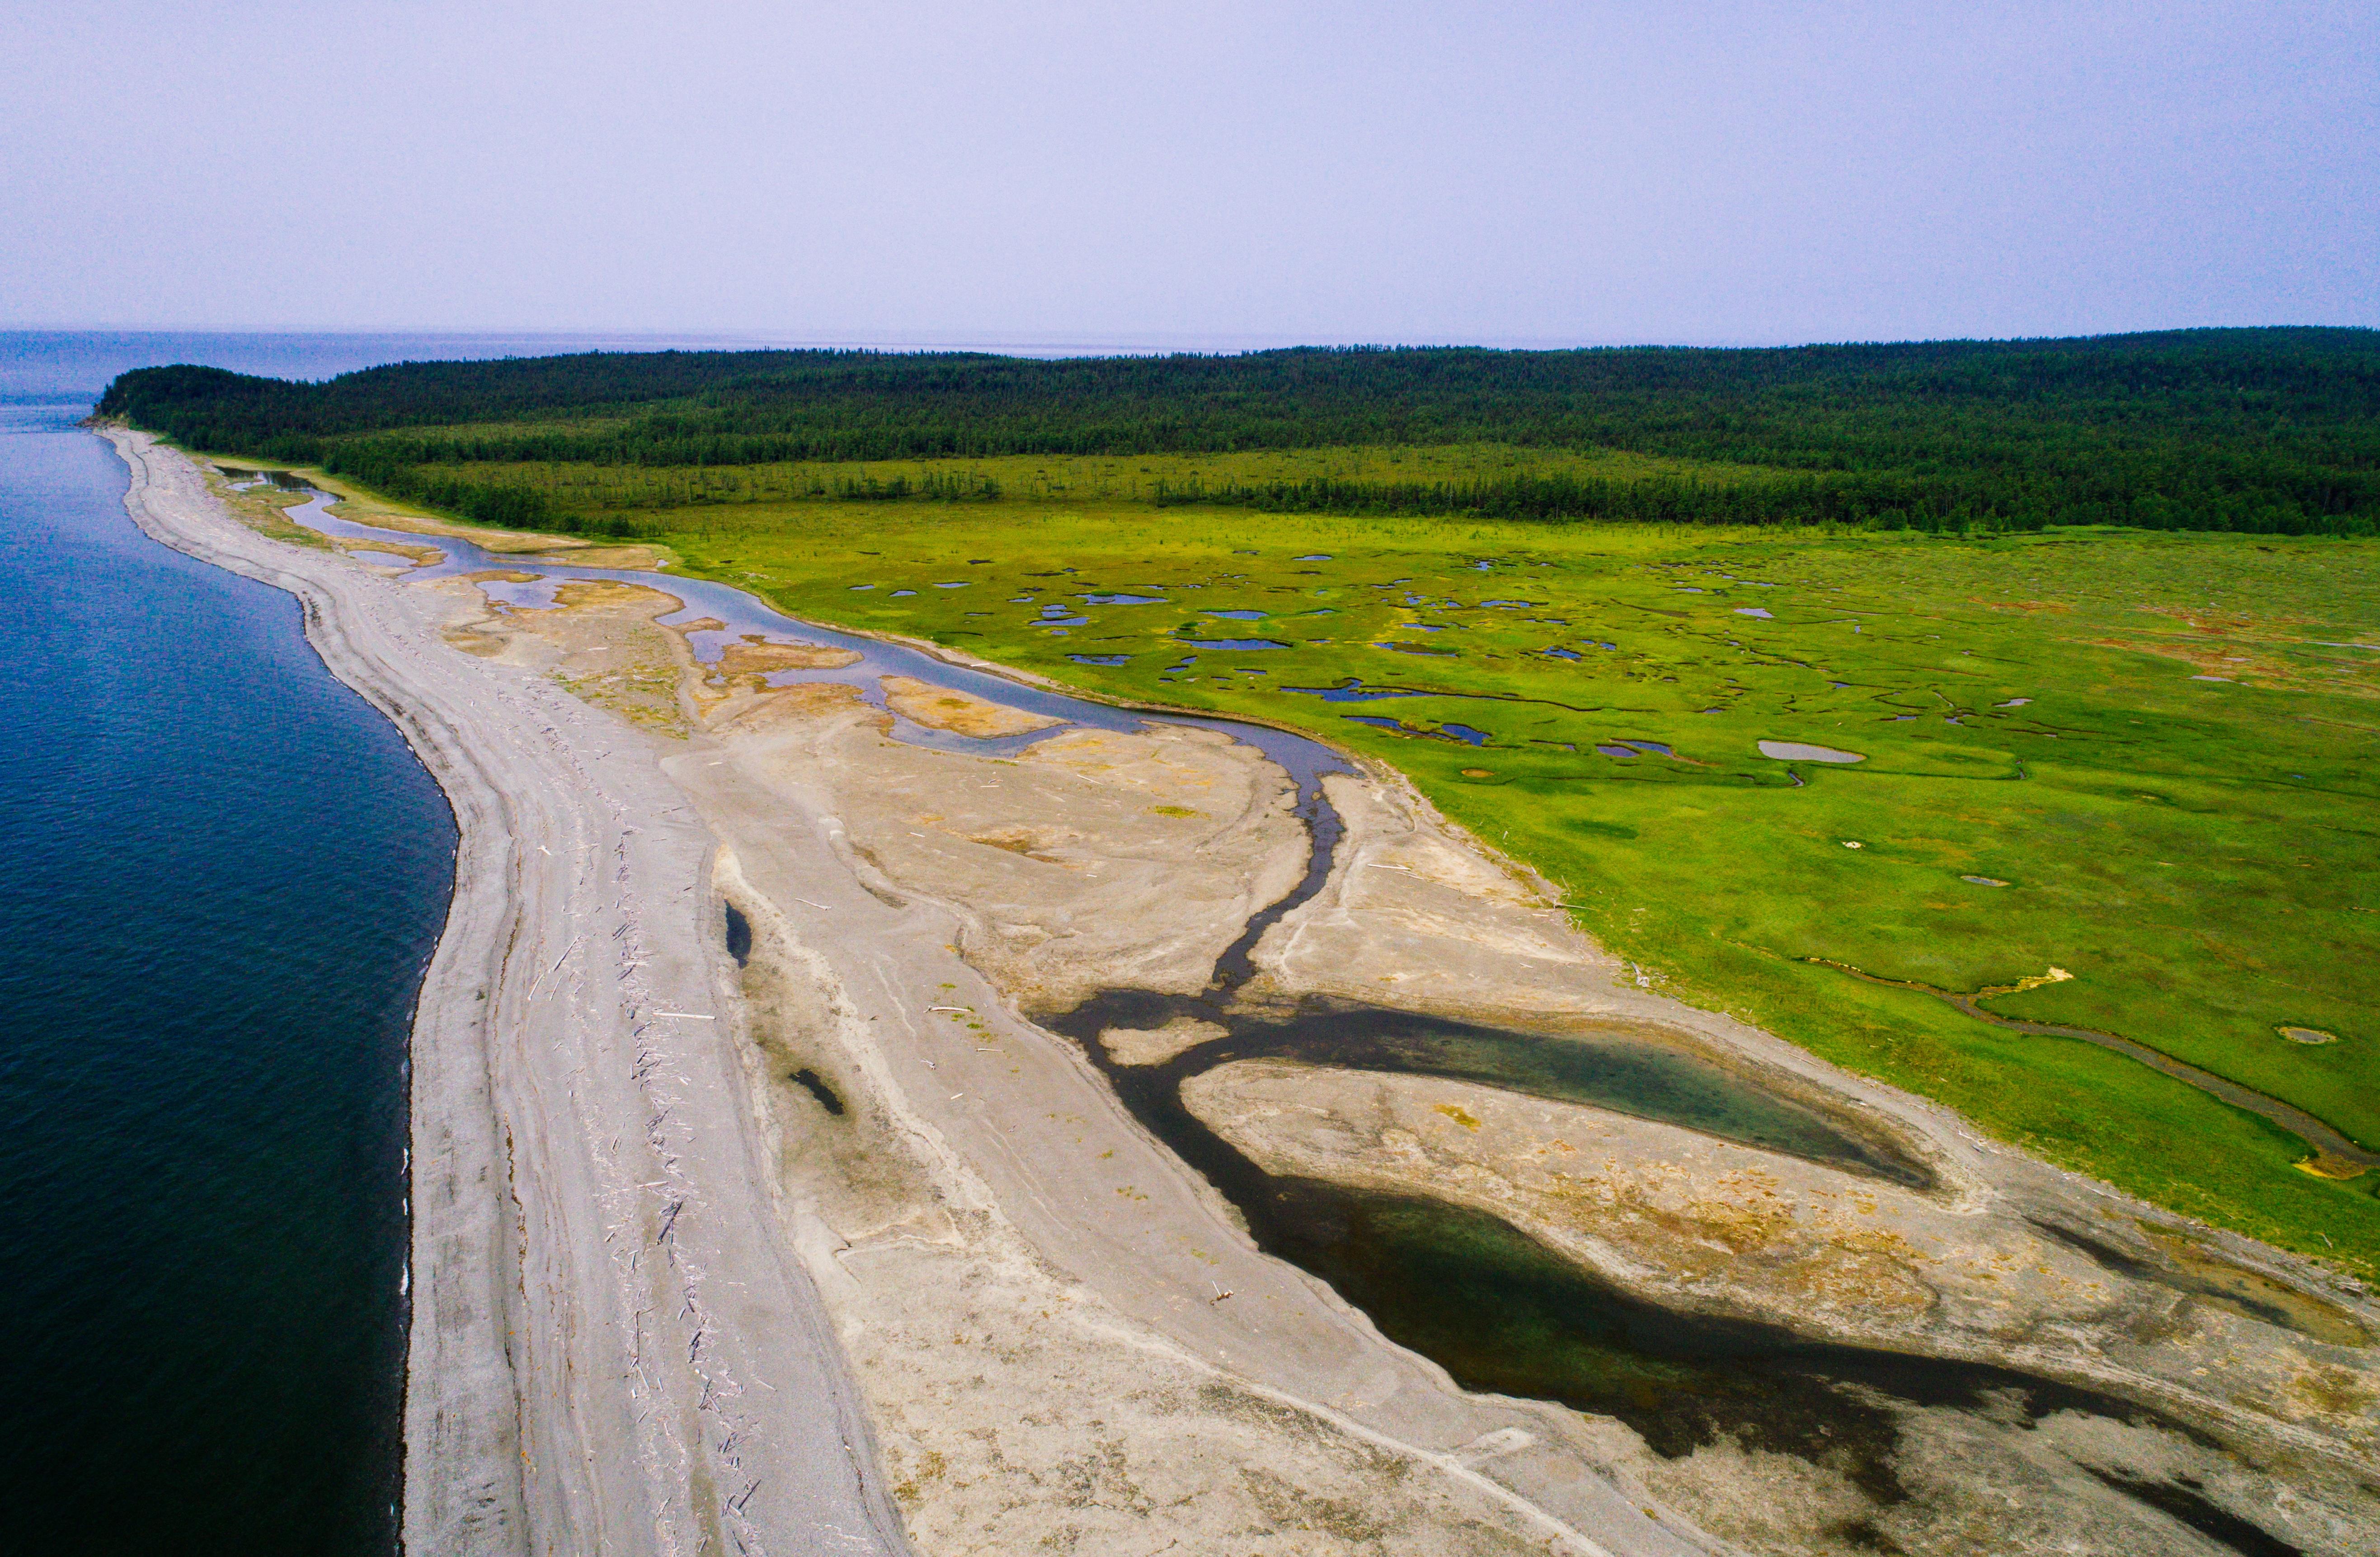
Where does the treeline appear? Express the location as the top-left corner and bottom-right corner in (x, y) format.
(320, 442), (620, 535)
(96, 331), (2380, 535)
(313, 447), (1002, 534)
(1149, 466), (2361, 534)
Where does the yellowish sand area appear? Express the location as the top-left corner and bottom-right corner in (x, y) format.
(329, 535), (446, 567)
(879, 674), (1065, 737)
(1096, 1016), (1228, 1066)
(704, 634), (864, 686)
(430, 575), (890, 742)
(437, 575), (694, 736)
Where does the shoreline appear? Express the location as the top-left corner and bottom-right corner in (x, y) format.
(105, 429), (526, 1538)
(106, 429), (912, 1557)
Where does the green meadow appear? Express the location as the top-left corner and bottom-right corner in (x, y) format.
(583, 478), (2380, 1271)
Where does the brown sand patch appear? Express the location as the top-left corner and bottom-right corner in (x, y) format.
(708, 635), (865, 684)
(965, 825), (1071, 864)
(332, 536), (443, 567)
(433, 574), (691, 735)
(2139, 1227), (2370, 1346)
(551, 578), (682, 613)
(1097, 1017), (1227, 1066)
(881, 675), (1063, 738)
(711, 681), (879, 738)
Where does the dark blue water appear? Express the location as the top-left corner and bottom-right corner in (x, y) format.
(0, 333), (674, 1556)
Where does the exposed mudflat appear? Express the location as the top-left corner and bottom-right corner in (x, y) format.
(147, 441), (2380, 1557)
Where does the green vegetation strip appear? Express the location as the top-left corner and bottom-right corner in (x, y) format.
(1811, 958), (2380, 1177)
(103, 329), (2380, 536)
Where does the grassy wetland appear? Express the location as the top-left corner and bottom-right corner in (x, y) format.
(103, 338), (2380, 1276)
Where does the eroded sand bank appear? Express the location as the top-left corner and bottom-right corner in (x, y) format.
(118, 429), (2380, 1557)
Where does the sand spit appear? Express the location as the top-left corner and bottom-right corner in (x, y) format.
(117, 427), (2380, 1557)
(112, 433), (908, 1557)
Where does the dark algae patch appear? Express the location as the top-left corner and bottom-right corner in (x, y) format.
(724, 900), (753, 966)
(1256, 1188), (2247, 1524)
(2078, 1468), (2305, 1557)
(789, 1068), (847, 1116)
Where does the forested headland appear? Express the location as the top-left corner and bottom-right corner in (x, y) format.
(98, 329), (2380, 536)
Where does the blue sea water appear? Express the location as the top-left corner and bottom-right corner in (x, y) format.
(0, 332), (714, 1556)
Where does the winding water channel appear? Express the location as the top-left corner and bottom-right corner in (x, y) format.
(268, 475), (2291, 1554)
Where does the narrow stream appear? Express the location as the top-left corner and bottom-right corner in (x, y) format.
(269, 477), (2291, 1554)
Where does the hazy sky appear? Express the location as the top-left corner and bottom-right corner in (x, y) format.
(5, 2), (2372, 345)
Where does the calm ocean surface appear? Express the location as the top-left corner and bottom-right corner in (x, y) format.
(0, 332), (757, 1555)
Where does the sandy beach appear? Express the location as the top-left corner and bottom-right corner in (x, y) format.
(109, 432), (910, 1557)
(108, 429), (2380, 1557)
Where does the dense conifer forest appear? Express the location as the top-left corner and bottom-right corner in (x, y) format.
(99, 330), (2380, 535)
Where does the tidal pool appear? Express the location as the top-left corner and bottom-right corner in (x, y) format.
(1348, 715), (1490, 746)
(1759, 740), (1866, 763)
